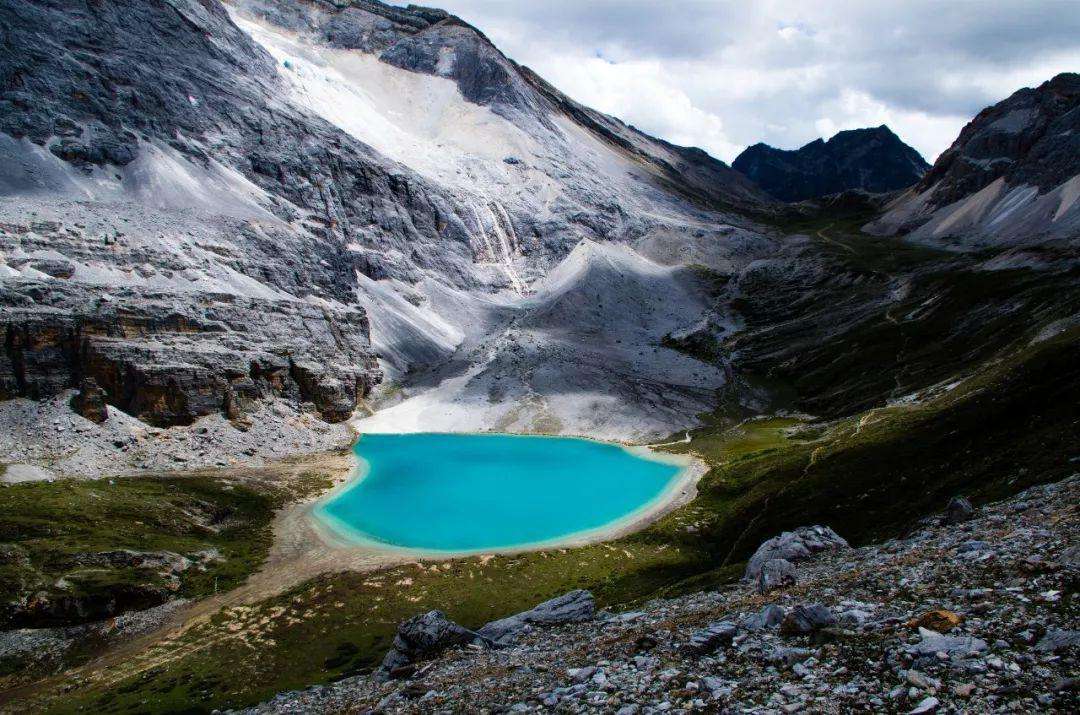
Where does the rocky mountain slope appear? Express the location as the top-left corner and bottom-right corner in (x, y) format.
(249, 476), (1080, 714)
(0, 0), (773, 457)
(732, 126), (930, 202)
(868, 72), (1080, 247)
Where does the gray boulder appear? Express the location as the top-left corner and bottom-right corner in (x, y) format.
(757, 558), (797, 594)
(780, 604), (837, 636)
(765, 646), (814, 666)
(687, 621), (738, 654)
(378, 610), (480, 678)
(1035, 629), (1080, 653)
(944, 496), (975, 524)
(906, 627), (988, 657)
(477, 590), (594, 645)
(741, 604), (786, 632)
(745, 526), (849, 581)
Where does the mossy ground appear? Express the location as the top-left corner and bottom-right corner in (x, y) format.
(0, 461), (337, 692)
(1, 478), (273, 612)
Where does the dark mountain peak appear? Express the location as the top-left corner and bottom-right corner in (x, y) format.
(798, 137), (827, 152)
(732, 126), (929, 202)
(827, 125), (903, 148)
(916, 72), (1080, 207)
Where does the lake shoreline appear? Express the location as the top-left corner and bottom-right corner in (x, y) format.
(305, 433), (707, 557)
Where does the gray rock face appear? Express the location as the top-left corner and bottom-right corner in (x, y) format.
(745, 526), (850, 581)
(733, 126), (929, 202)
(0, 0), (774, 435)
(0, 274), (380, 425)
(378, 610), (479, 678)
(477, 589), (594, 645)
(779, 603), (837, 636)
(866, 73), (1080, 244)
(916, 73), (1080, 207)
(756, 558), (797, 594)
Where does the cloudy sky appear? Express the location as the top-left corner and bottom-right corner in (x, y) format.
(435, 0), (1080, 164)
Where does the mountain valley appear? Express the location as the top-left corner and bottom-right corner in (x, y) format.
(0, 1), (1077, 713)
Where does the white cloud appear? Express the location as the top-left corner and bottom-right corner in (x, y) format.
(435, 0), (1080, 163)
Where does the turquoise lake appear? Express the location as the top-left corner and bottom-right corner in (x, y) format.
(313, 433), (684, 552)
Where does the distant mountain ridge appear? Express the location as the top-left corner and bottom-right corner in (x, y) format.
(732, 126), (930, 202)
(867, 72), (1080, 245)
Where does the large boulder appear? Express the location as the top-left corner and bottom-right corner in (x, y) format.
(756, 558), (797, 594)
(943, 496), (975, 524)
(686, 621), (737, 653)
(377, 610), (481, 679)
(741, 604), (786, 632)
(780, 604), (837, 636)
(906, 627), (988, 657)
(477, 589), (595, 645)
(745, 525), (849, 581)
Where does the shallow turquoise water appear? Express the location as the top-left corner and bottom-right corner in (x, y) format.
(314, 433), (683, 552)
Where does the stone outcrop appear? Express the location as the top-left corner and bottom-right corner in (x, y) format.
(686, 621), (737, 653)
(378, 610), (481, 679)
(0, 277), (380, 425)
(906, 627), (988, 659)
(476, 589), (595, 645)
(779, 603), (837, 636)
(732, 126), (929, 201)
(912, 73), (1080, 208)
(378, 590), (597, 677)
(943, 496), (975, 525)
(744, 525), (850, 581)
(69, 377), (107, 423)
(740, 604), (786, 632)
(756, 557), (797, 594)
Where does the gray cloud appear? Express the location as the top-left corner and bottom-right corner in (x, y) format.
(434, 0), (1079, 162)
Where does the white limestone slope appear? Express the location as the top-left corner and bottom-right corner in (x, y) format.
(229, 7), (729, 266)
(356, 240), (732, 441)
(0, 134), (310, 303)
(868, 173), (1080, 250)
(225, 4), (764, 440)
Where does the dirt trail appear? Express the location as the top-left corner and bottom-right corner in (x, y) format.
(815, 223), (857, 254)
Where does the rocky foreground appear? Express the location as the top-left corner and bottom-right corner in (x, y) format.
(247, 475), (1079, 714)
